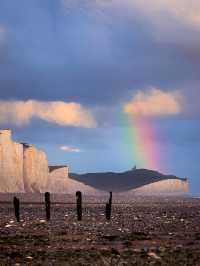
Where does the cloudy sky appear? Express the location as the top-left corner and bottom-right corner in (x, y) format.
(0, 0), (200, 193)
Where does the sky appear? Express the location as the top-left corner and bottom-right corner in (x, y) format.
(0, 0), (200, 194)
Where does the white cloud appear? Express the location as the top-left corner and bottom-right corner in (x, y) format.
(124, 88), (182, 117)
(0, 100), (97, 128)
(60, 145), (81, 153)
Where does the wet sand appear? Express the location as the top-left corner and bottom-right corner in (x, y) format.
(0, 195), (200, 265)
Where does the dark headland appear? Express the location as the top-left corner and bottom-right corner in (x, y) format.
(70, 168), (188, 192)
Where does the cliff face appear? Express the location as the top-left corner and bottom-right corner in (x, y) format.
(0, 129), (190, 195)
(0, 130), (24, 192)
(131, 179), (189, 195)
(47, 166), (100, 194)
(49, 166), (69, 180)
(23, 145), (49, 192)
(0, 130), (49, 193)
(48, 166), (69, 193)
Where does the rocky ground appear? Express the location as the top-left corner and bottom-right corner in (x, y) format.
(0, 195), (200, 265)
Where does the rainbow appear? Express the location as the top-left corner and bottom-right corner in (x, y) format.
(123, 113), (162, 171)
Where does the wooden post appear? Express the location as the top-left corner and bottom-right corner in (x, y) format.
(13, 197), (20, 222)
(109, 191), (112, 205)
(76, 191), (82, 221)
(45, 192), (51, 221)
(106, 203), (111, 220)
(106, 191), (112, 220)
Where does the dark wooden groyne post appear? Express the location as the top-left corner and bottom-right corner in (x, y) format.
(13, 197), (20, 222)
(106, 191), (112, 220)
(45, 192), (51, 221)
(109, 191), (112, 206)
(76, 191), (82, 221)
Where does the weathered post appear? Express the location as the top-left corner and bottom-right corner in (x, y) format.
(106, 203), (111, 220)
(106, 191), (112, 220)
(45, 192), (51, 221)
(76, 191), (82, 221)
(13, 197), (20, 222)
(109, 191), (112, 206)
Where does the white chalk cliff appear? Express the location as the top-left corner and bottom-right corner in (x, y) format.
(0, 129), (189, 195)
(0, 130), (49, 192)
(48, 166), (101, 195)
(127, 178), (189, 195)
(23, 144), (49, 192)
(0, 130), (102, 194)
(0, 130), (24, 192)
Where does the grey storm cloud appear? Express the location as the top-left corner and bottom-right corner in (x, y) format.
(0, 0), (199, 108)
